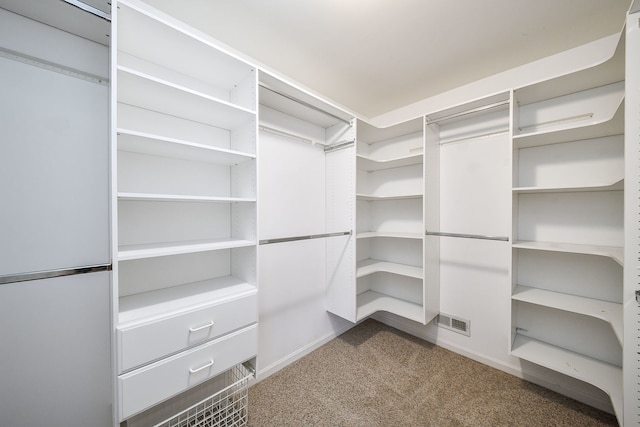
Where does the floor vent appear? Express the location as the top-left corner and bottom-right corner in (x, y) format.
(437, 313), (471, 336)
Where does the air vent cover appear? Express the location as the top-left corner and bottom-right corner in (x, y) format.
(437, 313), (471, 336)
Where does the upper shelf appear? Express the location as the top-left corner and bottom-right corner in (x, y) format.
(117, 67), (255, 130)
(119, 238), (255, 261)
(356, 153), (423, 171)
(356, 259), (423, 280)
(356, 231), (423, 240)
(512, 241), (623, 266)
(512, 179), (623, 194)
(356, 193), (423, 201)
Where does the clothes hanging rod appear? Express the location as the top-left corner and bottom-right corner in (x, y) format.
(259, 125), (315, 145)
(259, 83), (353, 126)
(259, 231), (352, 245)
(62, 0), (111, 21)
(0, 264), (112, 286)
(324, 139), (355, 153)
(425, 100), (509, 126)
(425, 230), (509, 242)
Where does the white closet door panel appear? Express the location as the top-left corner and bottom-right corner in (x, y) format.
(0, 272), (111, 427)
(0, 57), (109, 275)
(439, 132), (511, 237)
(258, 131), (325, 238)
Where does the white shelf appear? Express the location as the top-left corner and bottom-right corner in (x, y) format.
(356, 231), (423, 240)
(117, 129), (255, 165)
(119, 276), (257, 327)
(356, 259), (423, 279)
(117, 67), (255, 130)
(512, 285), (622, 345)
(356, 153), (422, 171)
(118, 193), (256, 203)
(356, 193), (423, 201)
(356, 290), (423, 323)
(512, 179), (623, 194)
(118, 238), (255, 261)
(512, 241), (623, 266)
(511, 334), (622, 421)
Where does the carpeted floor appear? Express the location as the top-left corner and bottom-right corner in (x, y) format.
(247, 319), (617, 426)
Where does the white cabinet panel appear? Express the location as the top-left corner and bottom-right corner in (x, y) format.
(0, 57), (109, 276)
(0, 272), (112, 427)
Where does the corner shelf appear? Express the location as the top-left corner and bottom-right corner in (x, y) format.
(512, 285), (622, 344)
(118, 193), (256, 203)
(356, 193), (423, 201)
(356, 259), (422, 279)
(356, 231), (423, 240)
(356, 153), (422, 171)
(511, 334), (622, 421)
(356, 290), (423, 323)
(512, 241), (623, 266)
(512, 179), (623, 194)
(118, 238), (255, 261)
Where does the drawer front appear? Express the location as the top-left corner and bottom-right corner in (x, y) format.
(118, 292), (257, 372)
(118, 324), (257, 421)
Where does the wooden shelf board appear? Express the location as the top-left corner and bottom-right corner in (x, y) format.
(118, 193), (255, 203)
(356, 231), (423, 240)
(511, 334), (622, 420)
(118, 238), (255, 261)
(513, 179), (623, 194)
(356, 193), (423, 201)
(117, 129), (255, 165)
(512, 241), (623, 266)
(119, 276), (257, 327)
(356, 153), (423, 171)
(356, 290), (423, 323)
(512, 285), (622, 345)
(117, 67), (255, 130)
(356, 259), (423, 279)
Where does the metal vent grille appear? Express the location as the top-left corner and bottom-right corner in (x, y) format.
(437, 313), (471, 337)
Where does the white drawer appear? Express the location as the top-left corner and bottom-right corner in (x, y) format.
(118, 291), (257, 372)
(118, 324), (257, 421)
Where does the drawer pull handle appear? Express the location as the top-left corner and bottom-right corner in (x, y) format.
(189, 321), (214, 332)
(189, 359), (214, 374)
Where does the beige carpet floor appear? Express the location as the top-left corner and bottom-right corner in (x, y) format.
(247, 319), (617, 426)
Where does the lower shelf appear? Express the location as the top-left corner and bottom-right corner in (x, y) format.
(356, 290), (423, 323)
(511, 334), (622, 421)
(512, 241), (623, 266)
(356, 259), (423, 279)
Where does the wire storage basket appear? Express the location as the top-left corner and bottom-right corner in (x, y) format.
(154, 363), (253, 427)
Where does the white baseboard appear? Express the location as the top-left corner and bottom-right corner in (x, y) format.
(372, 312), (615, 415)
(254, 322), (355, 382)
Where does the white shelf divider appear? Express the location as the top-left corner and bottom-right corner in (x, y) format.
(118, 238), (255, 261)
(356, 231), (423, 240)
(119, 276), (257, 327)
(512, 241), (623, 266)
(356, 193), (423, 201)
(511, 334), (623, 421)
(356, 153), (423, 171)
(118, 129), (255, 165)
(356, 259), (423, 279)
(118, 193), (256, 203)
(512, 285), (622, 344)
(356, 290), (423, 323)
(512, 179), (623, 194)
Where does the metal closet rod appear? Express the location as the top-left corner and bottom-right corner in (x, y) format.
(0, 264), (112, 286)
(425, 100), (509, 126)
(259, 231), (352, 245)
(259, 83), (353, 126)
(259, 125), (354, 152)
(426, 230), (509, 242)
(62, 0), (111, 21)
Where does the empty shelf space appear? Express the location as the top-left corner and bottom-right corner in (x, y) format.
(118, 193), (256, 203)
(356, 259), (423, 279)
(117, 129), (255, 165)
(356, 193), (423, 201)
(119, 276), (257, 327)
(512, 286), (622, 344)
(117, 67), (255, 130)
(512, 241), (623, 266)
(118, 238), (255, 261)
(512, 179), (623, 194)
(356, 231), (423, 240)
(356, 153), (423, 171)
(356, 290), (423, 323)
(511, 334), (622, 420)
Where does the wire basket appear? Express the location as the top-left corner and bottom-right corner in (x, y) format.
(154, 364), (253, 427)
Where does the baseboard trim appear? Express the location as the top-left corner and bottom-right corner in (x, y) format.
(372, 312), (614, 415)
(254, 322), (355, 382)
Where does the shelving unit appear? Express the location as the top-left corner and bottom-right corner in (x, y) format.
(510, 34), (624, 423)
(113, 0), (257, 421)
(353, 118), (427, 323)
